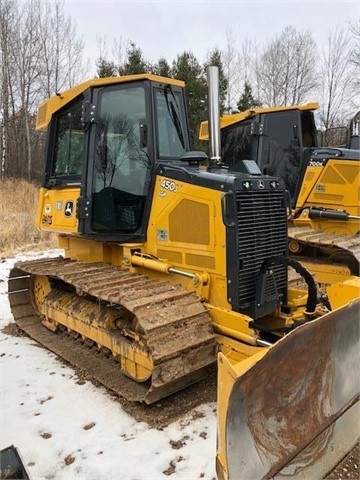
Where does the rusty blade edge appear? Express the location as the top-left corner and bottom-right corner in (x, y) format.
(262, 393), (360, 480)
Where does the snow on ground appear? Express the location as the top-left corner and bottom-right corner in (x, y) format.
(0, 251), (217, 480)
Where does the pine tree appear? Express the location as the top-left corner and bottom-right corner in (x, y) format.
(204, 48), (228, 115)
(118, 42), (149, 75)
(151, 57), (172, 77)
(236, 82), (262, 111)
(96, 57), (117, 78)
(172, 51), (207, 150)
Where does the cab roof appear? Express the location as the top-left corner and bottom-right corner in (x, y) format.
(198, 102), (319, 140)
(36, 73), (185, 131)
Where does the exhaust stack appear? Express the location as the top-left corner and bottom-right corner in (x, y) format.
(207, 66), (222, 166)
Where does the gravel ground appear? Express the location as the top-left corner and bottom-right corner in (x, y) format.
(326, 443), (359, 479)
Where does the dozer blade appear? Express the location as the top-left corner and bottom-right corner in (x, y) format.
(217, 299), (360, 480)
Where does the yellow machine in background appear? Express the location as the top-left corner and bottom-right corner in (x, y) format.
(200, 103), (360, 285)
(8, 68), (359, 479)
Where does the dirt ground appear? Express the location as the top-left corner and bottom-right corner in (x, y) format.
(3, 323), (359, 479)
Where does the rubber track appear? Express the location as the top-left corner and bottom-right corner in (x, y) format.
(288, 227), (360, 266)
(8, 257), (217, 404)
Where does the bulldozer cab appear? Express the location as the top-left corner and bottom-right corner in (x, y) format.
(210, 105), (318, 205)
(40, 75), (191, 242)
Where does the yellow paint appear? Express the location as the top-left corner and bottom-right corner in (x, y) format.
(208, 305), (257, 345)
(295, 158), (360, 236)
(145, 174), (230, 308)
(36, 187), (80, 233)
(299, 260), (353, 286)
(40, 289), (153, 381)
(216, 345), (268, 480)
(327, 277), (360, 310)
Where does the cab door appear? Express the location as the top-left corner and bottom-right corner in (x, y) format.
(81, 82), (153, 242)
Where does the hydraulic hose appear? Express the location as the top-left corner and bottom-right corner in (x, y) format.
(260, 255), (318, 317)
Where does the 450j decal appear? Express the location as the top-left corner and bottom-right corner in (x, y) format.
(160, 179), (178, 192)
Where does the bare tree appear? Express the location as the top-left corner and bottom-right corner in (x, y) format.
(237, 38), (258, 100)
(38, 0), (86, 97)
(0, 0), (86, 181)
(318, 27), (356, 129)
(96, 35), (131, 77)
(96, 34), (109, 62)
(255, 26), (317, 107)
(112, 36), (130, 68)
(349, 19), (360, 69)
(10, 0), (45, 179)
(348, 19), (360, 105)
(0, 0), (15, 179)
(222, 28), (239, 113)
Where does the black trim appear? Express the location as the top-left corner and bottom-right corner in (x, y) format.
(309, 147), (360, 162)
(43, 94), (88, 188)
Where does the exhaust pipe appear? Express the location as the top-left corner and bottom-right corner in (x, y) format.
(206, 66), (222, 167)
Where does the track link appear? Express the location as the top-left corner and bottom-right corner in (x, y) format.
(288, 227), (360, 273)
(8, 257), (217, 404)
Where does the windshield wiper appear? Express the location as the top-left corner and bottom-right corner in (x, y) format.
(164, 85), (185, 149)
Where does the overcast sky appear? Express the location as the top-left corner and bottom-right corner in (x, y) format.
(63, 0), (359, 72)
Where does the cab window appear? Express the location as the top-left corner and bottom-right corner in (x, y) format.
(261, 111), (301, 199)
(155, 88), (187, 159)
(221, 121), (253, 166)
(53, 100), (84, 177)
(92, 85), (150, 233)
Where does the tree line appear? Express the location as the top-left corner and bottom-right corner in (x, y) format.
(1, 0), (359, 182)
(0, 0), (86, 181)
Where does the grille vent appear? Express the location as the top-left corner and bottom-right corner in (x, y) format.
(235, 190), (288, 312)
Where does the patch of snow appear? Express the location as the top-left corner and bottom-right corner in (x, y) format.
(0, 251), (217, 480)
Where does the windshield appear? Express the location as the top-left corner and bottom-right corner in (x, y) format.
(155, 87), (187, 159)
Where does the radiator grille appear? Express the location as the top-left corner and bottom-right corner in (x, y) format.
(235, 190), (288, 309)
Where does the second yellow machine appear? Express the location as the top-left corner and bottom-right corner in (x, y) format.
(199, 102), (360, 283)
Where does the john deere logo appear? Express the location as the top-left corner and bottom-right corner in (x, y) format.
(64, 201), (74, 217)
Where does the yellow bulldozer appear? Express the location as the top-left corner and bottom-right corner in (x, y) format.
(8, 67), (359, 479)
(199, 102), (360, 287)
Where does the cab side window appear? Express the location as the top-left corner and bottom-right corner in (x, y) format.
(53, 101), (84, 177)
(221, 121), (253, 166)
